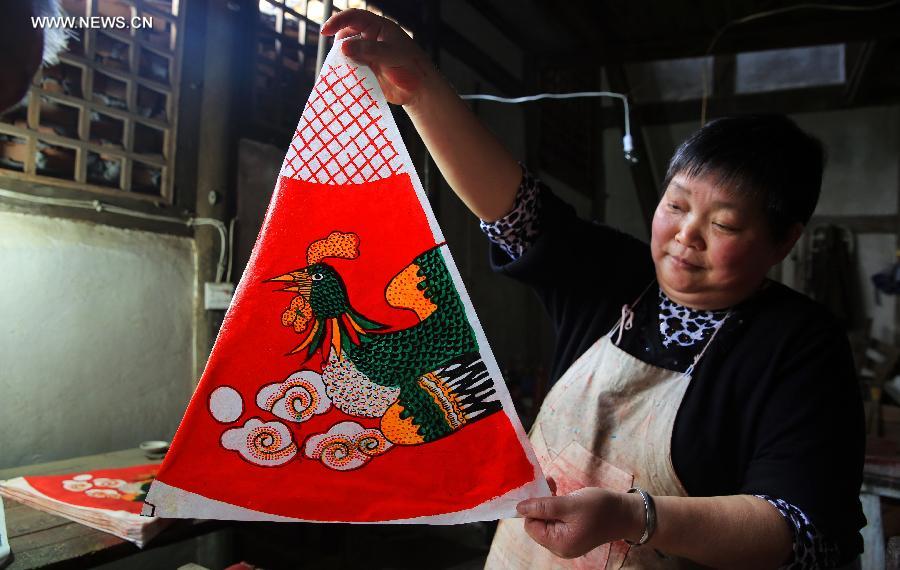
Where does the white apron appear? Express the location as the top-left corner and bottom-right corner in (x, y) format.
(486, 286), (727, 569)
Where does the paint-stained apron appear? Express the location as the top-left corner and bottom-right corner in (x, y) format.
(486, 287), (726, 569)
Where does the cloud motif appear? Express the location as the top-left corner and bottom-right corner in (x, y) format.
(256, 370), (332, 423)
(62, 480), (92, 492)
(92, 478), (126, 489)
(209, 385), (244, 423)
(86, 488), (122, 499)
(61, 476), (128, 500)
(221, 418), (297, 466)
(304, 421), (392, 471)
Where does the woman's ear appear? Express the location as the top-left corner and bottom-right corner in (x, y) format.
(772, 223), (805, 264)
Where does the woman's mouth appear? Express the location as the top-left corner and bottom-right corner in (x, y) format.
(669, 254), (702, 270)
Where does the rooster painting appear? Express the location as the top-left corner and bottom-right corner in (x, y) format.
(267, 231), (501, 446)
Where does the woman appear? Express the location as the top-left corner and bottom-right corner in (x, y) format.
(322, 10), (865, 569)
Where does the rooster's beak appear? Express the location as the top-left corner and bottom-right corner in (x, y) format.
(265, 270), (310, 293)
(267, 272), (297, 282)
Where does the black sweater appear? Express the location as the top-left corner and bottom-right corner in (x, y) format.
(489, 189), (866, 562)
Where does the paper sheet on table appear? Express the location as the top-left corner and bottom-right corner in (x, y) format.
(1, 464), (165, 547)
(142, 38), (549, 523)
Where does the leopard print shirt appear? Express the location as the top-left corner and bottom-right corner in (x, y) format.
(479, 168), (836, 569)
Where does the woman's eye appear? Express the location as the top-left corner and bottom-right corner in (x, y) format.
(667, 202), (682, 212)
(311, 273), (324, 281)
(713, 222), (737, 232)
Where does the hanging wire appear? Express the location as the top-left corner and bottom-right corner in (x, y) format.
(460, 91), (637, 163)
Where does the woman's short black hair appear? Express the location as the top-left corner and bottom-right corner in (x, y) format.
(662, 114), (825, 241)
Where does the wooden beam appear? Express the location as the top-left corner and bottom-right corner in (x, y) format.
(895, 111), (900, 346)
(598, 85), (900, 129)
(844, 42), (878, 105)
(438, 23), (523, 95)
(712, 54), (736, 98)
(590, 78), (607, 223)
(420, 0), (442, 207)
(547, 0), (597, 51)
(363, 0), (421, 31)
(605, 64), (658, 231)
(843, 40), (900, 108)
(464, 1), (531, 53)
(553, 9), (900, 65)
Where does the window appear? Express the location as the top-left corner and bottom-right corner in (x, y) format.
(735, 44), (845, 94)
(0, 0), (184, 203)
(251, 0), (406, 135)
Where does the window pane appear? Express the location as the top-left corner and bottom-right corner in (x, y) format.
(90, 111), (125, 147)
(36, 142), (76, 180)
(137, 85), (168, 122)
(0, 135), (28, 172)
(132, 161), (163, 195)
(139, 48), (171, 84)
(87, 151), (121, 187)
(93, 71), (129, 110)
(259, 0), (279, 32)
(134, 122), (165, 158)
(39, 97), (80, 138)
(95, 32), (131, 73)
(736, 44), (845, 94)
(307, 0), (326, 23)
(41, 63), (84, 98)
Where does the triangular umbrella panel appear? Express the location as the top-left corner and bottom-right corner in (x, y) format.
(143, 39), (549, 524)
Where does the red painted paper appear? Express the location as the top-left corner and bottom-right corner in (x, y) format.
(23, 464), (158, 513)
(145, 45), (546, 522)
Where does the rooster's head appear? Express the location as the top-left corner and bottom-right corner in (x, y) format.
(267, 231), (384, 359)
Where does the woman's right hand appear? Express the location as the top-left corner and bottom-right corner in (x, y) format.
(321, 9), (437, 109)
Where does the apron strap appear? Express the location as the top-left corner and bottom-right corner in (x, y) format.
(610, 281), (656, 346)
(614, 304), (635, 345)
(609, 280), (733, 375)
(684, 311), (732, 376)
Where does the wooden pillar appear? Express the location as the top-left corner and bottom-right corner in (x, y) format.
(605, 64), (658, 233)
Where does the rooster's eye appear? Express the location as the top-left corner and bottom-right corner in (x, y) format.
(311, 273), (324, 281)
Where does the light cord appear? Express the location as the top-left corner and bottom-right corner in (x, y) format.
(461, 91), (636, 162)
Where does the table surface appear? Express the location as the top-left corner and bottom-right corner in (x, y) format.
(0, 449), (220, 570)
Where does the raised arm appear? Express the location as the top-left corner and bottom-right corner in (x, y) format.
(321, 9), (521, 222)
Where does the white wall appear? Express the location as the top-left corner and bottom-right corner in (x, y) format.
(0, 212), (196, 469)
(796, 106), (899, 217)
(795, 105), (900, 341)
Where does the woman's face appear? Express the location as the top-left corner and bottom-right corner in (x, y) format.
(650, 172), (798, 310)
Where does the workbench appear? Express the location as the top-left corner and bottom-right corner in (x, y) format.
(0, 450), (492, 569)
(0, 449), (223, 569)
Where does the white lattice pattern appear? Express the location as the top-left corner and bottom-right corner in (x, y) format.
(280, 64), (404, 185)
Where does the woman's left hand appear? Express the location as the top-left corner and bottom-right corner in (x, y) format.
(516, 487), (643, 558)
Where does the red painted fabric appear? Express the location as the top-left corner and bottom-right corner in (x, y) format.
(145, 43), (545, 522)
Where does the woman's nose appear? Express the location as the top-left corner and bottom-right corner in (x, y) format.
(675, 219), (705, 249)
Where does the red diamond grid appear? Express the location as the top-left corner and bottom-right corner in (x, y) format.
(281, 64), (405, 185)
